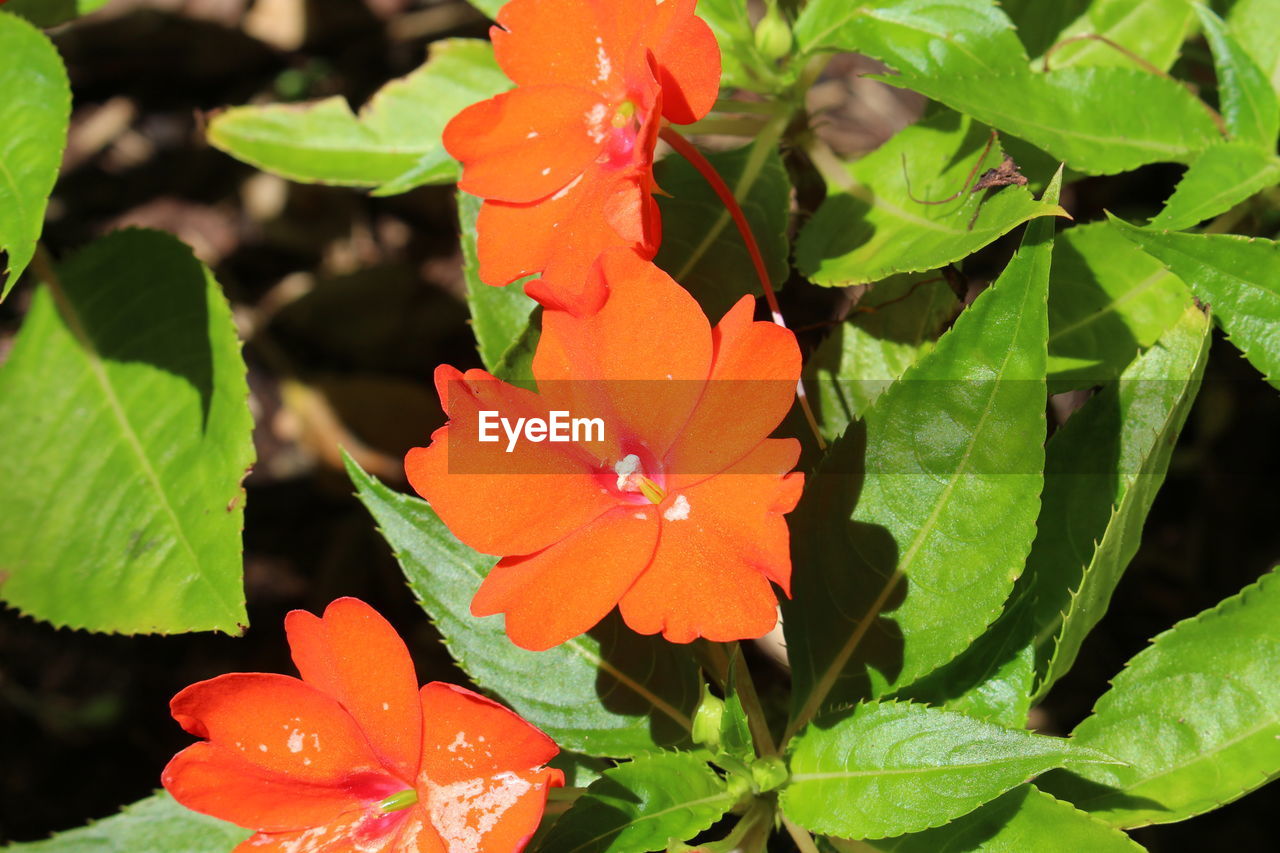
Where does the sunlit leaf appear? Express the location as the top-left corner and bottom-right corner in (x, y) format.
(1195, 4), (1280, 148)
(842, 785), (1143, 852)
(784, 172), (1059, 731)
(904, 305), (1211, 725)
(456, 191), (536, 373)
(207, 39), (509, 194)
(1149, 142), (1280, 231)
(1042, 566), (1280, 827)
(346, 455), (701, 758)
(780, 702), (1117, 839)
(538, 753), (734, 853)
(1036, 0), (1194, 72)
(0, 11), (70, 299)
(0, 230), (254, 634)
(1047, 221), (1192, 389)
(796, 110), (1065, 287)
(1111, 218), (1280, 389)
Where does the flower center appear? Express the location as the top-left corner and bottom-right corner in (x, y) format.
(602, 100), (641, 167)
(612, 453), (666, 504)
(377, 788), (419, 813)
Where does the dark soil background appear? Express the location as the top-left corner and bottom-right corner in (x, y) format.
(1, 1), (1277, 850)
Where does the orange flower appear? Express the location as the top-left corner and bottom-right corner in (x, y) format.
(162, 598), (563, 852)
(406, 250), (803, 650)
(443, 0), (721, 314)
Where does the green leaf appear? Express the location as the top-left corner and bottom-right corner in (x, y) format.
(456, 191), (536, 372)
(695, 0), (774, 91)
(780, 702), (1116, 839)
(0, 231), (254, 634)
(1110, 218), (1280, 389)
(1149, 141), (1280, 231)
(4, 0), (110, 28)
(345, 454), (700, 758)
(845, 785), (1143, 852)
(1228, 0), (1280, 95)
(999, 0), (1090, 59)
(207, 39), (509, 193)
(1195, 4), (1280, 148)
(796, 111), (1066, 287)
(653, 143), (791, 319)
(784, 172), (1059, 733)
(794, 2), (1222, 175)
(1042, 566), (1280, 827)
(3, 792), (249, 852)
(465, 0), (504, 17)
(538, 753), (735, 853)
(804, 273), (960, 440)
(1037, 0), (1195, 72)
(904, 304), (1211, 726)
(1047, 221), (1192, 389)
(793, 0), (1030, 76)
(0, 11), (70, 299)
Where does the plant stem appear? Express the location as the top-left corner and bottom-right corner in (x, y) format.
(781, 814), (823, 853)
(718, 642), (779, 758)
(659, 125), (827, 450)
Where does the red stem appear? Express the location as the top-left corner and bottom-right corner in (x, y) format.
(658, 126), (783, 322)
(660, 126), (828, 450)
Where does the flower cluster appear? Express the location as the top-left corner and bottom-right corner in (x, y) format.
(418, 0), (805, 650)
(165, 4), (802, 850)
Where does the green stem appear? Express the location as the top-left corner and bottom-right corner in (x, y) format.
(781, 814), (823, 853)
(722, 642), (779, 758)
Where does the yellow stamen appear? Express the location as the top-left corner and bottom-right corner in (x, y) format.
(378, 789), (419, 813)
(612, 101), (636, 127)
(638, 476), (666, 505)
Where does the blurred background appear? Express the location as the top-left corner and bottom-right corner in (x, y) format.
(0, 1), (1276, 849)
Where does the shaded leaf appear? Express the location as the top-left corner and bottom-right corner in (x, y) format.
(1111, 218), (1280, 389)
(3, 792), (249, 852)
(0, 11), (70, 299)
(0, 231), (254, 634)
(1047, 221), (1192, 389)
(780, 702), (1116, 839)
(805, 273), (959, 440)
(842, 785), (1143, 852)
(784, 173), (1059, 732)
(1149, 141), (1280, 231)
(207, 39), (508, 193)
(904, 305), (1211, 726)
(796, 110), (1065, 287)
(456, 191), (536, 373)
(346, 455), (701, 758)
(5, 0), (109, 28)
(538, 753), (734, 853)
(1195, 4), (1280, 148)
(653, 143), (791, 319)
(1042, 566), (1280, 827)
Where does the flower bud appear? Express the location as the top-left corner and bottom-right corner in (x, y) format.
(754, 4), (793, 62)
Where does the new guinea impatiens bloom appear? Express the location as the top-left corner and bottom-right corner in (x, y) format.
(443, 0), (720, 314)
(162, 597), (563, 852)
(406, 249), (803, 650)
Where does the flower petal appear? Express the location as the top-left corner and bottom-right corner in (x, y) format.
(492, 0), (623, 94)
(444, 86), (608, 203)
(406, 365), (618, 557)
(284, 598), (423, 784)
(232, 806), (429, 852)
(534, 249), (712, 458)
(169, 673), (388, 784)
(472, 506), (659, 650)
(165, 742), (371, 833)
(646, 0), (721, 124)
(422, 767), (562, 853)
(478, 164), (660, 313)
(418, 682), (561, 786)
(619, 439), (803, 643)
(665, 295), (800, 483)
